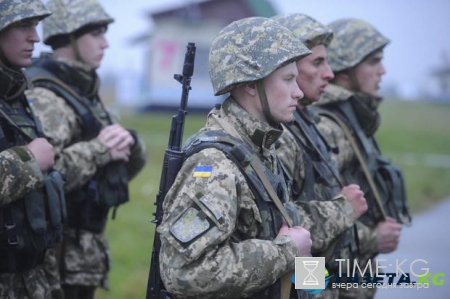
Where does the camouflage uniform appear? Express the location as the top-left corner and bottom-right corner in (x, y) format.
(23, 0), (147, 295)
(0, 1), (60, 299)
(314, 19), (406, 299)
(273, 14), (359, 299)
(157, 17), (357, 299)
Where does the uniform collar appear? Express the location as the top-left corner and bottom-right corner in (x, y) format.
(315, 83), (354, 106)
(207, 96), (283, 152)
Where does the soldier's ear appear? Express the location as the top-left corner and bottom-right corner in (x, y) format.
(244, 83), (257, 96)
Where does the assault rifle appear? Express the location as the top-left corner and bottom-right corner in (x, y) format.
(146, 42), (196, 299)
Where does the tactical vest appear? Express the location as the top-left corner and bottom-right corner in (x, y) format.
(316, 100), (411, 227)
(284, 109), (358, 272)
(0, 97), (66, 273)
(26, 58), (129, 234)
(183, 130), (309, 299)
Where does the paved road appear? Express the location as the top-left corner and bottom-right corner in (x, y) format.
(374, 198), (450, 299)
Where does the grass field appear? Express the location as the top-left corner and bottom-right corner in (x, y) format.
(97, 100), (450, 299)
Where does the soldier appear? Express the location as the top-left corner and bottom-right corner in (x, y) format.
(273, 13), (367, 299)
(0, 1), (66, 298)
(24, 0), (148, 298)
(314, 18), (409, 299)
(157, 16), (365, 299)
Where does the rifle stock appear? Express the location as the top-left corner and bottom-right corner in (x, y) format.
(146, 42), (196, 299)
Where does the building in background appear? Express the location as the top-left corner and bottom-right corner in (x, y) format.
(132, 0), (277, 111)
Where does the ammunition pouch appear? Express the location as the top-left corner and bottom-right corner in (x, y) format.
(66, 162), (129, 233)
(362, 156), (411, 226)
(0, 169), (66, 273)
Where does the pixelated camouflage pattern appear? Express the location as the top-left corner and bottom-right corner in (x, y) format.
(0, 90), (44, 206)
(26, 86), (112, 192)
(158, 97), (297, 298)
(277, 111), (357, 255)
(26, 57), (147, 288)
(0, 147), (43, 206)
(315, 84), (382, 299)
(327, 18), (390, 72)
(272, 13), (333, 49)
(315, 84), (355, 171)
(60, 229), (111, 288)
(43, 248), (63, 297)
(157, 97), (357, 298)
(42, 0), (113, 45)
(0, 266), (51, 299)
(209, 17), (311, 95)
(0, 0), (50, 32)
(26, 57), (147, 192)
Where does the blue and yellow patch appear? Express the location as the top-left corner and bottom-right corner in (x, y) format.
(193, 165), (213, 178)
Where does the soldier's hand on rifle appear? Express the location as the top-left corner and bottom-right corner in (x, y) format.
(376, 216), (402, 253)
(27, 138), (55, 171)
(98, 124), (135, 151)
(340, 184), (367, 218)
(278, 223), (312, 257)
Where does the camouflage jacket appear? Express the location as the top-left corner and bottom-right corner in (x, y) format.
(314, 84), (378, 258)
(0, 64), (51, 298)
(0, 266), (51, 299)
(157, 97), (356, 299)
(0, 64), (44, 207)
(0, 146), (43, 206)
(278, 108), (357, 255)
(25, 57), (147, 288)
(158, 97), (299, 299)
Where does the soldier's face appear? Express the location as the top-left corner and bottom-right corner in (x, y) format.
(76, 26), (109, 69)
(262, 62), (304, 124)
(354, 50), (386, 96)
(0, 18), (40, 68)
(296, 45), (334, 103)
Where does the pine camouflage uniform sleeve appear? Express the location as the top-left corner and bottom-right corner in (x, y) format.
(277, 128), (356, 253)
(157, 148), (298, 299)
(0, 146), (43, 206)
(26, 87), (111, 192)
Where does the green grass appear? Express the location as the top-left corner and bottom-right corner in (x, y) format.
(376, 100), (450, 212)
(97, 100), (450, 299)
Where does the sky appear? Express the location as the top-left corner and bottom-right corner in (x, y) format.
(35, 0), (450, 101)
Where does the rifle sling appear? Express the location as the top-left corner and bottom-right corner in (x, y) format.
(317, 109), (387, 219)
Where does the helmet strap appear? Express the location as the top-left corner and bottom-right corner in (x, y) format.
(349, 68), (361, 92)
(256, 80), (277, 127)
(70, 34), (84, 63)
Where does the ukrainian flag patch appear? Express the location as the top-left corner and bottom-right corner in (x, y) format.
(193, 165), (213, 178)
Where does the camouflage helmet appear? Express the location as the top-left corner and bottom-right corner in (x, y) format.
(327, 18), (390, 72)
(209, 17), (311, 96)
(272, 13), (333, 49)
(42, 0), (114, 45)
(0, 0), (50, 32)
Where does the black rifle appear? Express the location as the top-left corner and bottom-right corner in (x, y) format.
(146, 42), (196, 299)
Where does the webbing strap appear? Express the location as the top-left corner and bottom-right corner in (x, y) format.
(212, 115), (294, 228)
(317, 109), (387, 219)
(292, 109), (344, 188)
(31, 76), (107, 127)
(0, 105), (33, 143)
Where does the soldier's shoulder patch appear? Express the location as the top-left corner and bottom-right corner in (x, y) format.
(193, 165), (213, 178)
(170, 207), (210, 243)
